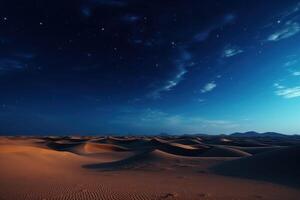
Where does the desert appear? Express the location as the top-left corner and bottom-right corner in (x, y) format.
(1, 134), (300, 200)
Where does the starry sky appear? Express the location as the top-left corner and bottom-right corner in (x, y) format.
(1, 0), (300, 135)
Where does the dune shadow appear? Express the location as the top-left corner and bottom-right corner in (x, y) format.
(211, 145), (300, 189)
(82, 150), (155, 170)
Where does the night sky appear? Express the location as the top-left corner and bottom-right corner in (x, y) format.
(1, 0), (300, 135)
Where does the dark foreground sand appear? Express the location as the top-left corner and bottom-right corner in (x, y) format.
(0, 136), (300, 200)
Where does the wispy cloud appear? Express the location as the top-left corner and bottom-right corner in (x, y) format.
(194, 13), (236, 42)
(197, 98), (206, 103)
(283, 57), (300, 76)
(274, 83), (285, 89)
(15, 53), (35, 59)
(293, 71), (300, 76)
(110, 108), (238, 134)
(267, 21), (300, 42)
(265, 2), (300, 42)
(201, 82), (217, 93)
(147, 13), (236, 99)
(284, 59), (298, 67)
(148, 50), (192, 99)
(274, 83), (300, 98)
(222, 45), (243, 58)
(277, 2), (300, 23)
(0, 51), (36, 74)
(0, 59), (25, 73)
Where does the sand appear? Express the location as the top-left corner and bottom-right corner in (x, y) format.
(0, 136), (300, 200)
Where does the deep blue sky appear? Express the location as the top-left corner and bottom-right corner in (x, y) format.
(1, 0), (300, 135)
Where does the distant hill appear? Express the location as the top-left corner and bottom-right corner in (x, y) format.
(230, 131), (289, 138)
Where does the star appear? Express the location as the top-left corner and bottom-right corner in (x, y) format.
(171, 41), (176, 48)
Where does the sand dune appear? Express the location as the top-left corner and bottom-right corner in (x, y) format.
(93, 137), (149, 150)
(228, 146), (284, 154)
(199, 145), (252, 157)
(206, 137), (267, 147)
(169, 138), (204, 145)
(68, 142), (130, 155)
(100, 136), (140, 144)
(82, 142), (129, 153)
(45, 140), (134, 162)
(1, 136), (300, 200)
(145, 138), (209, 156)
(83, 149), (185, 170)
(0, 143), (94, 177)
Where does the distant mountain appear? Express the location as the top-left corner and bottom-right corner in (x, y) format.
(230, 131), (288, 138)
